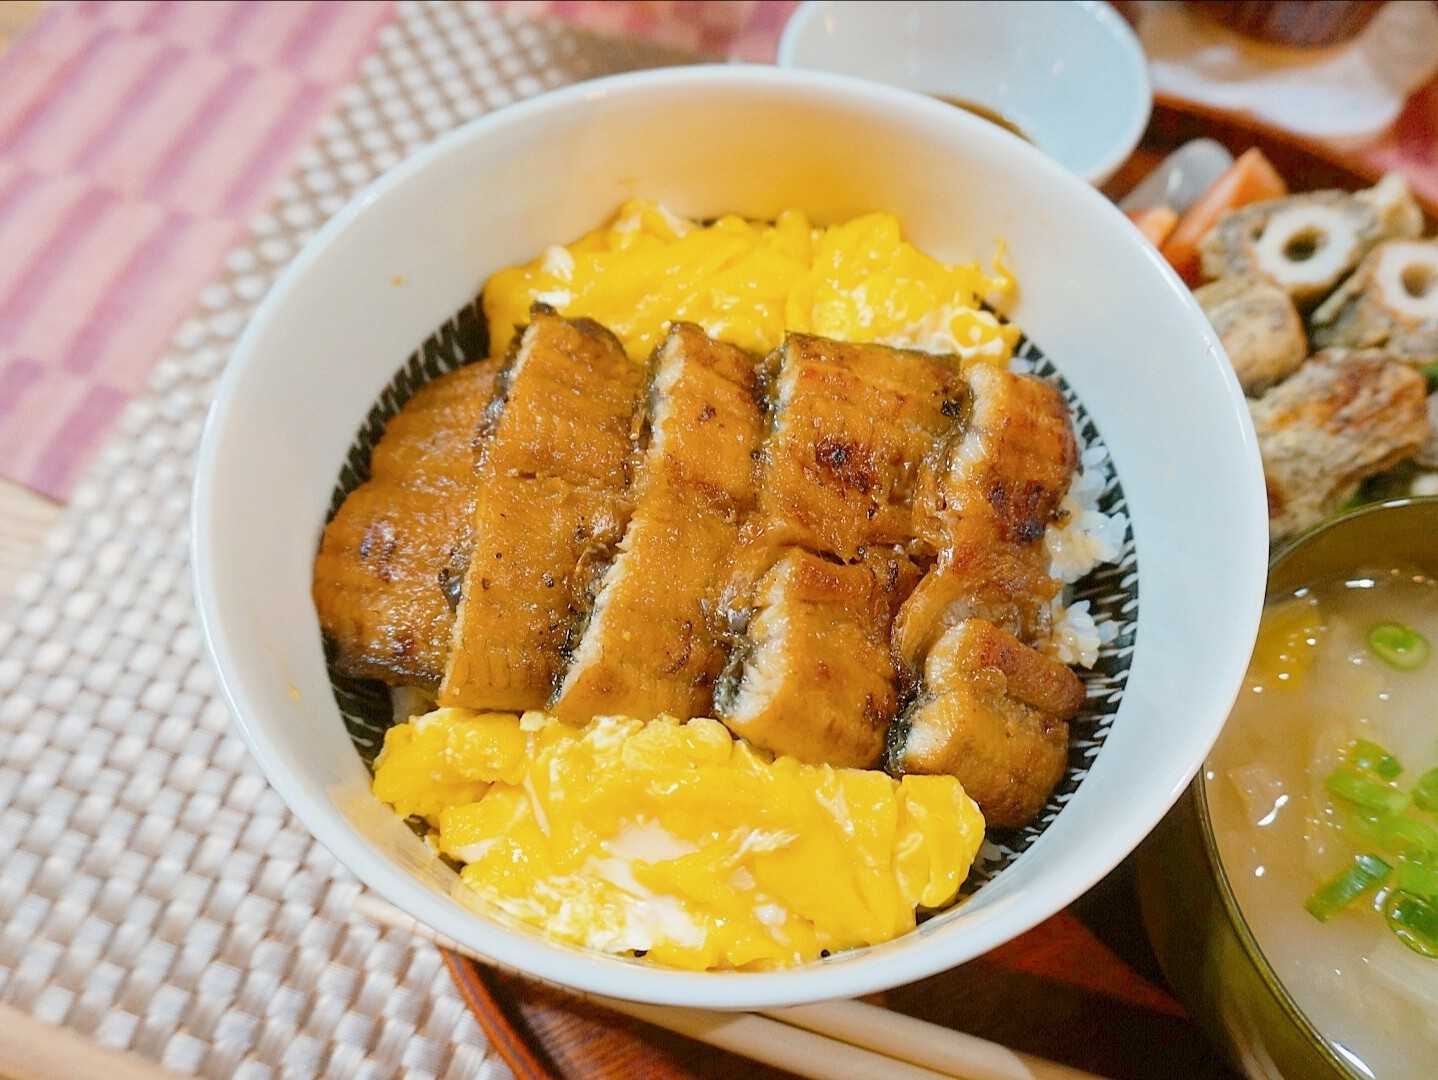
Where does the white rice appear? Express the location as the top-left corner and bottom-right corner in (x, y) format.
(1043, 442), (1128, 668)
(1048, 598), (1116, 668)
(390, 685), (436, 724)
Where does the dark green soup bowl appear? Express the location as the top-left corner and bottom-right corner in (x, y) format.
(1136, 497), (1438, 1080)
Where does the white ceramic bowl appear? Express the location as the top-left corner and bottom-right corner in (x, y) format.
(193, 65), (1265, 1009)
(778, 0), (1152, 185)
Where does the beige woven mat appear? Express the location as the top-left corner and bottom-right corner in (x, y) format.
(0, 4), (691, 1075)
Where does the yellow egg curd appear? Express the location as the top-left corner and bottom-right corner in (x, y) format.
(483, 199), (1019, 366)
(373, 708), (986, 970)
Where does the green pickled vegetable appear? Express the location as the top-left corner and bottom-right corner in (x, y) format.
(1327, 766), (1411, 815)
(1379, 815), (1438, 857)
(1422, 360), (1438, 393)
(1415, 768), (1438, 813)
(1385, 892), (1438, 957)
(1306, 854), (1392, 922)
(1394, 859), (1438, 901)
(1348, 739), (1403, 780)
(1368, 622), (1431, 671)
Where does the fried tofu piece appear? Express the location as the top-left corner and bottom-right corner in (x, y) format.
(890, 618), (1083, 828)
(747, 333), (967, 563)
(312, 361), (496, 686)
(552, 325), (765, 723)
(440, 309), (643, 711)
(716, 548), (917, 769)
(1198, 180), (1421, 307)
(914, 362), (1077, 551)
(1310, 240), (1438, 366)
(1195, 275), (1307, 395)
(1251, 348), (1429, 541)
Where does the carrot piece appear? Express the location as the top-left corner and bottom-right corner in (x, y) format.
(1127, 205), (1179, 248)
(1160, 148), (1288, 284)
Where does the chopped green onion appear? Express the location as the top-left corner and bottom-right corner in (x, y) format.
(1306, 854), (1392, 922)
(1368, 623), (1431, 671)
(1379, 815), (1438, 857)
(1336, 808), (1438, 857)
(1338, 806), (1390, 848)
(1415, 768), (1438, 813)
(1348, 739), (1403, 780)
(1422, 360), (1438, 393)
(1394, 859), (1438, 901)
(1385, 892), (1438, 958)
(1327, 766), (1411, 815)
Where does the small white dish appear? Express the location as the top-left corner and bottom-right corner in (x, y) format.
(193, 64), (1264, 1010)
(777, 0), (1152, 185)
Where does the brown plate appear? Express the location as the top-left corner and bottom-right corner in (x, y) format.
(443, 862), (1234, 1079)
(442, 100), (1429, 1080)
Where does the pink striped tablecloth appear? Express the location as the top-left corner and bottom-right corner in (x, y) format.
(495, 0), (798, 61)
(0, 0), (393, 500)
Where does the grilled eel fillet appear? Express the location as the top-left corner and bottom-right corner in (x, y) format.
(892, 619), (1084, 828)
(894, 362), (1078, 675)
(551, 323), (766, 723)
(737, 332), (969, 569)
(889, 363), (1082, 826)
(912, 362), (1079, 552)
(312, 360), (497, 686)
(717, 547), (920, 768)
(439, 307), (644, 711)
(715, 334), (962, 766)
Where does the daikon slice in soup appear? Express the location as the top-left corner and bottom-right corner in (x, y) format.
(1207, 564), (1438, 1080)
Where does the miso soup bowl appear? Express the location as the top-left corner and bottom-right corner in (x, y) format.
(1138, 498), (1438, 1079)
(192, 65), (1267, 1008)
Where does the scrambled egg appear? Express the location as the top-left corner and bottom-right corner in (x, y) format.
(484, 199), (1019, 366)
(374, 708), (985, 970)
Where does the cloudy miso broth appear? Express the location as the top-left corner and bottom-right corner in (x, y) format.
(1208, 565), (1438, 1080)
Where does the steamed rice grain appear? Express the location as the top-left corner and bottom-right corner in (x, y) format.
(1044, 447), (1127, 667)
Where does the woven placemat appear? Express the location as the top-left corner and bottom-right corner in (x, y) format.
(0, 4), (690, 1075)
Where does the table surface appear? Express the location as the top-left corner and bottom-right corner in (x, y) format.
(0, 1), (59, 604)
(0, 5), (1397, 1078)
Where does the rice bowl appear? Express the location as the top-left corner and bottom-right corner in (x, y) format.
(192, 65), (1267, 1007)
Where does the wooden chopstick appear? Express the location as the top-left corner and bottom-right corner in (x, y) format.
(765, 1000), (1104, 1080)
(353, 893), (1110, 1080)
(0, 1003), (179, 1080)
(595, 999), (954, 1080)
